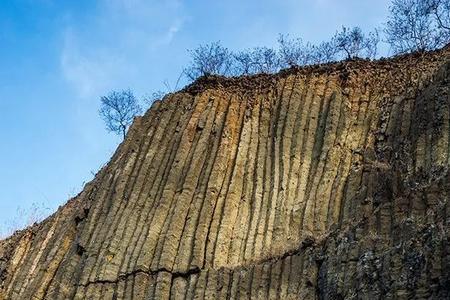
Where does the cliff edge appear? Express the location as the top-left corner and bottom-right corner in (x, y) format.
(1, 47), (450, 299)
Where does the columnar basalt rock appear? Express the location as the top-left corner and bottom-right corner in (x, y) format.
(1, 47), (450, 299)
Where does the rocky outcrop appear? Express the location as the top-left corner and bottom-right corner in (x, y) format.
(1, 47), (450, 299)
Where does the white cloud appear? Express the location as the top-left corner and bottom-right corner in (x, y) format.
(59, 0), (186, 98)
(158, 18), (184, 46)
(60, 29), (122, 98)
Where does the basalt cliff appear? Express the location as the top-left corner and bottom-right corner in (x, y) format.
(1, 47), (450, 299)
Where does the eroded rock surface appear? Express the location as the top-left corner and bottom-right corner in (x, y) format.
(1, 47), (450, 299)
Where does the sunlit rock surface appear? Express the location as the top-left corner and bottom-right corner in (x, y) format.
(1, 46), (450, 299)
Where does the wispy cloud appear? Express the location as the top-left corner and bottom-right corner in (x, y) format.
(60, 0), (186, 98)
(60, 29), (125, 98)
(162, 19), (184, 45)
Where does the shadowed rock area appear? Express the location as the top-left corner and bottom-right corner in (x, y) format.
(1, 46), (450, 299)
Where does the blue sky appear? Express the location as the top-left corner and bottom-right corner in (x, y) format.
(0, 0), (390, 236)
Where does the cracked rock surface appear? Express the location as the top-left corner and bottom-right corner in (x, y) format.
(1, 47), (450, 299)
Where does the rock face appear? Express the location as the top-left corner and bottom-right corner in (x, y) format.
(1, 48), (450, 299)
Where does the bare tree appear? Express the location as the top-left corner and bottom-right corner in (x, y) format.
(184, 41), (233, 80)
(311, 40), (338, 64)
(250, 47), (281, 74)
(334, 26), (367, 59)
(99, 89), (142, 140)
(426, 0), (450, 37)
(278, 34), (325, 66)
(299, 42), (318, 65)
(385, 0), (445, 53)
(278, 34), (306, 67)
(278, 33), (340, 66)
(330, 26), (380, 60)
(364, 29), (381, 59)
(232, 50), (254, 75)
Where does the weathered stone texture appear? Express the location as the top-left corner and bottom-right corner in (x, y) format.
(1, 47), (450, 299)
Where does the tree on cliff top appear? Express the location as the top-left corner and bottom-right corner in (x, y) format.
(277, 34), (319, 67)
(333, 26), (380, 59)
(99, 89), (142, 140)
(184, 41), (233, 80)
(385, 0), (450, 53)
(180, 0), (449, 82)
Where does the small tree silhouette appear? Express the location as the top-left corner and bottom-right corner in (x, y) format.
(385, 0), (449, 53)
(249, 47), (282, 74)
(334, 26), (366, 59)
(330, 26), (380, 59)
(184, 41), (233, 80)
(364, 29), (381, 59)
(278, 34), (308, 67)
(310, 40), (338, 64)
(99, 89), (142, 140)
(426, 0), (450, 40)
(232, 50), (254, 75)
